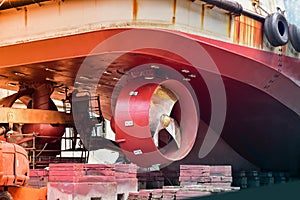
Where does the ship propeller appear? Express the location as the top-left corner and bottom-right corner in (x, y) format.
(149, 86), (181, 149)
(114, 80), (198, 168)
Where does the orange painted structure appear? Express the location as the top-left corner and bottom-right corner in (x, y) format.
(0, 141), (49, 200)
(6, 187), (47, 200)
(0, 142), (29, 186)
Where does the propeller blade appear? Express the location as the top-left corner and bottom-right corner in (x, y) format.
(148, 86), (182, 148)
(149, 86), (178, 136)
(153, 127), (160, 147)
(165, 117), (181, 148)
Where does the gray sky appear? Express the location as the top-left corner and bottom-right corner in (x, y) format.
(284, 0), (300, 25)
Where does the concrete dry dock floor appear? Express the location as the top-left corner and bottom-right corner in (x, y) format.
(186, 180), (300, 200)
(128, 181), (300, 200)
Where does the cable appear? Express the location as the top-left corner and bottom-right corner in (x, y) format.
(36, 143), (48, 158)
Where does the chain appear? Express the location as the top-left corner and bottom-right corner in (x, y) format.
(264, 46), (283, 89)
(277, 46), (283, 74)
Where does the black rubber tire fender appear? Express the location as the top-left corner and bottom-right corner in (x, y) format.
(0, 191), (13, 200)
(289, 24), (300, 52)
(264, 12), (289, 47)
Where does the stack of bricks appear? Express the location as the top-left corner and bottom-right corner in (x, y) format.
(179, 165), (233, 187)
(28, 169), (49, 188)
(47, 163), (138, 200)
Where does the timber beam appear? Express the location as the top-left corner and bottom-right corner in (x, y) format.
(0, 107), (73, 125)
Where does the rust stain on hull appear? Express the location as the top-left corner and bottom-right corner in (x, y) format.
(234, 16), (240, 44)
(201, 4), (205, 29)
(24, 7), (28, 27)
(58, 0), (61, 15)
(253, 20), (263, 48)
(172, 0), (177, 24)
(234, 15), (263, 48)
(132, 0), (138, 21)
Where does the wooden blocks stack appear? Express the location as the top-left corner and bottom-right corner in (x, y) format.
(161, 188), (178, 200)
(48, 163), (116, 182)
(47, 163), (138, 200)
(129, 185), (239, 200)
(179, 165), (233, 187)
(115, 164), (137, 179)
(179, 165), (210, 186)
(128, 165), (238, 200)
(209, 165), (233, 187)
(127, 190), (158, 200)
(127, 192), (140, 200)
(47, 163), (117, 200)
(151, 189), (163, 200)
(175, 188), (211, 200)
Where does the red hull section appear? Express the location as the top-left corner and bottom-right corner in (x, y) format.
(0, 28), (299, 173)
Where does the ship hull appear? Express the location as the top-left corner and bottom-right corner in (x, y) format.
(0, 28), (299, 173)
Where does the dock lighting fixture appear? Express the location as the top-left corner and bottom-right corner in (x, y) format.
(8, 83), (17, 87)
(45, 68), (61, 73)
(80, 76), (92, 80)
(181, 69), (190, 73)
(151, 65), (160, 69)
(104, 71), (112, 75)
(14, 72), (27, 77)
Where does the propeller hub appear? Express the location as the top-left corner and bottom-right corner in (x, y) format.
(161, 114), (171, 128)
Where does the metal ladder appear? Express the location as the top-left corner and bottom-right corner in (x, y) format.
(70, 91), (106, 162)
